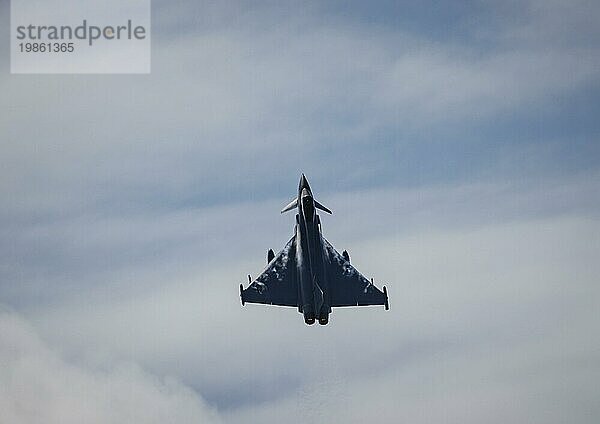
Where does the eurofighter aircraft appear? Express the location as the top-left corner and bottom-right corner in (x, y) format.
(240, 174), (389, 325)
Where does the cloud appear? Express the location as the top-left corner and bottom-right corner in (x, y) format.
(1, 0), (599, 221)
(3, 171), (597, 305)
(220, 214), (600, 423)
(23, 177), (600, 419)
(0, 308), (220, 424)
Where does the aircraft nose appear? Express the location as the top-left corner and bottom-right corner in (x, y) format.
(299, 173), (310, 191)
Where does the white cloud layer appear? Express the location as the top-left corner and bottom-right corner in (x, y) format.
(0, 309), (220, 424)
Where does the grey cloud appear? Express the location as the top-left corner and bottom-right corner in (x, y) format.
(2, 0), (599, 221)
(23, 180), (600, 418)
(3, 173), (597, 305)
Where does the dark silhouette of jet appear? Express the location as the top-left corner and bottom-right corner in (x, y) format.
(240, 174), (389, 325)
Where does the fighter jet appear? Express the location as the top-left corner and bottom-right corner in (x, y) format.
(240, 174), (389, 325)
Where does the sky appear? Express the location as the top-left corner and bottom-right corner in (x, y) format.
(1, 0), (599, 423)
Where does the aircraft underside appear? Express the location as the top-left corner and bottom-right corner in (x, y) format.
(239, 174), (389, 325)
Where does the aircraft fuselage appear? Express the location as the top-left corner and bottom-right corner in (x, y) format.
(295, 175), (330, 325)
(240, 173), (389, 325)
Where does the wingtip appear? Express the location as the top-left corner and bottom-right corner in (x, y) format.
(383, 286), (389, 311)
